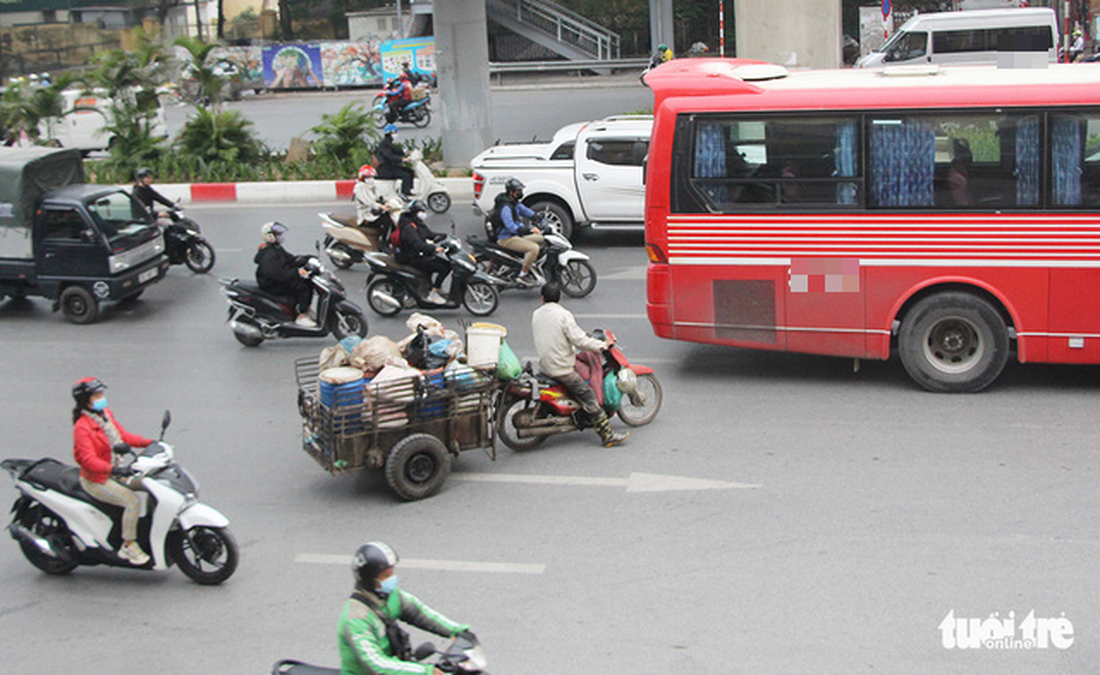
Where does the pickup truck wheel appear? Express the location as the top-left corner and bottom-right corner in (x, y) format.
(60, 286), (98, 324)
(529, 201), (573, 240)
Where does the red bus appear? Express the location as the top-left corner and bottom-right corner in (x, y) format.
(643, 59), (1100, 392)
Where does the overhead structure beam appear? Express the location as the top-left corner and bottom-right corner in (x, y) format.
(435, 0), (494, 167)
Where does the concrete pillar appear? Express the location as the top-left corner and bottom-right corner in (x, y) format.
(735, 0), (841, 69)
(434, 0), (493, 167)
(649, 0), (675, 53)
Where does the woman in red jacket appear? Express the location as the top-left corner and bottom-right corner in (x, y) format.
(72, 377), (154, 565)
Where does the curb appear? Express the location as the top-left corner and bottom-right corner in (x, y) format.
(155, 176), (473, 205)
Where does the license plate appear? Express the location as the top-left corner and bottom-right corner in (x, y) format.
(138, 268), (158, 284)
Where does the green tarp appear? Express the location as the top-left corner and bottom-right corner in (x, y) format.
(0, 146), (84, 259)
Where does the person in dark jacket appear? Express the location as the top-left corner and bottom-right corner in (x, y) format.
(254, 221), (316, 327)
(375, 124), (414, 199)
(491, 178), (543, 285)
(132, 167), (177, 222)
(395, 200), (449, 305)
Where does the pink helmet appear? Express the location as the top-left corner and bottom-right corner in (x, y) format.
(358, 165), (377, 181)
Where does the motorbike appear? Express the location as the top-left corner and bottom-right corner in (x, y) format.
(320, 211), (395, 270)
(376, 148), (452, 214)
(1, 411), (238, 585)
(363, 234), (500, 317)
(271, 633), (489, 674)
(373, 87), (432, 128)
(162, 207), (216, 274)
(468, 217), (596, 298)
(219, 256), (369, 347)
(496, 329), (663, 450)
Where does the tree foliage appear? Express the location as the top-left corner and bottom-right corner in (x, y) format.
(309, 101), (378, 172)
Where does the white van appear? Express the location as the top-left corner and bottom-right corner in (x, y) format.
(38, 89), (168, 154)
(856, 8), (1058, 68)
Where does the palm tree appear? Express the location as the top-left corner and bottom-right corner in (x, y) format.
(173, 35), (228, 108)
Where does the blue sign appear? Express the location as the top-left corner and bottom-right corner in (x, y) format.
(882, 0), (891, 18)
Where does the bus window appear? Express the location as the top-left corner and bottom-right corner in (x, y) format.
(687, 116), (861, 211)
(1051, 113), (1100, 207)
(868, 112), (1040, 209)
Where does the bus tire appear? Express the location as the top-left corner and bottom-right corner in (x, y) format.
(898, 292), (1008, 393)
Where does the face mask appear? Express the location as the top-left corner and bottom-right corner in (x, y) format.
(91, 398), (108, 412)
(274, 234), (285, 245)
(417, 212), (426, 221)
(378, 575), (398, 595)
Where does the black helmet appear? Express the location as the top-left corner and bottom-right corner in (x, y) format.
(407, 199), (427, 215)
(505, 178), (525, 195)
(352, 542), (398, 588)
(72, 377), (107, 407)
(136, 167), (153, 180)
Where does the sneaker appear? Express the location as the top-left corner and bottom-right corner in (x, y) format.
(295, 314), (318, 328)
(426, 290), (447, 304)
(119, 541), (150, 565)
(516, 271), (536, 287)
(602, 430), (630, 448)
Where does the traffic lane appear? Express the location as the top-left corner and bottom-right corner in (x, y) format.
(2, 202), (1100, 672)
(163, 83), (654, 151)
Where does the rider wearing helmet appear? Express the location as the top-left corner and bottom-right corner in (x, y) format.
(132, 167), (178, 222)
(491, 178), (543, 285)
(71, 378), (155, 565)
(375, 124), (414, 199)
(396, 200), (449, 304)
(338, 542), (471, 675)
(254, 221), (316, 327)
(649, 43), (673, 69)
(354, 164), (386, 227)
(384, 76), (412, 124)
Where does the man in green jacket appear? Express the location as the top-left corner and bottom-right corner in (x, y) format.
(338, 542), (471, 675)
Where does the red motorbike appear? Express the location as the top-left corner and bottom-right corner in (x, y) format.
(496, 329), (662, 450)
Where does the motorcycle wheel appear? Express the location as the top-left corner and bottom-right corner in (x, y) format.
(185, 239), (216, 273)
(427, 191), (451, 214)
(332, 309), (369, 340)
(324, 235), (353, 270)
(617, 373), (663, 427)
(168, 526), (239, 585)
(411, 107), (431, 128)
(385, 433), (452, 501)
(463, 280), (498, 316)
(496, 397), (547, 451)
(560, 260), (597, 298)
(366, 278), (403, 317)
(232, 317), (265, 347)
(17, 503), (78, 575)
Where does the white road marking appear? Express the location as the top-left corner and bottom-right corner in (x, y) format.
(572, 313), (648, 320)
(599, 268), (647, 281)
(451, 472), (761, 493)
(295, 554), (545, 574)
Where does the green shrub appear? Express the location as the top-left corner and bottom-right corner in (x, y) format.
(177, 107), (265, 164)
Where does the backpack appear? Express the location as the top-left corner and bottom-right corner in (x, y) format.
(389, 225), (402, 255)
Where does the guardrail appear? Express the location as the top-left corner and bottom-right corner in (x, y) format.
(488, 58), (649, 84)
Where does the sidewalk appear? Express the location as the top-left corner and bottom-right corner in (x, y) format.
(158, 176), (473, 205)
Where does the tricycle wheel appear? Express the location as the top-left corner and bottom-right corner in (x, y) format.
(60, 286), (98, 324)
(385, 433), (451, 501)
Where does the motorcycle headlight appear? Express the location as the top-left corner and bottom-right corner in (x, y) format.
(458, 645), (488, 671)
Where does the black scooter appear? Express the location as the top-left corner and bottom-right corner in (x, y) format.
(219, 256), (368, 347)
(163, 208), (216, 274)
(363, 234), (499, 317)
(271, 633), (488, 674)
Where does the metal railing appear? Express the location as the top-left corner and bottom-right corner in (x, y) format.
(487, 58), (649, 84)
(497, 0), (621, 60)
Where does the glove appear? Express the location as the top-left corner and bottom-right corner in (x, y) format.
(111, 465), (135, 478)
(112, 443), (132, 455)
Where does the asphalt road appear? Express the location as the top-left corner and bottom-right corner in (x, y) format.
(164, 77), (654, 152)
(1, 202), (1100, 674)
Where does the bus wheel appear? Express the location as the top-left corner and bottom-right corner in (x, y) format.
(898, 292), (1008, 393)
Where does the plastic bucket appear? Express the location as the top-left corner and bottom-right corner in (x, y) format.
(319, 367), (365, 433)
(466, 323), (507, 367)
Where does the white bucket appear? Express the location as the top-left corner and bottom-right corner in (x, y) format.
(466, 323), (507, 367)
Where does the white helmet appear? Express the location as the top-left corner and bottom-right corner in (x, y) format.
(261, 221), (287, 244)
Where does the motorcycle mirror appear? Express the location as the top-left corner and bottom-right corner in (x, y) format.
(160, 410), (171, 440)
(413, 642), (436, 661)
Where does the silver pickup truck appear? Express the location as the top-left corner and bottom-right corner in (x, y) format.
(471, 115), (652, 239)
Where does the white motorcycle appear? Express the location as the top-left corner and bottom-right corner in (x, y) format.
(1, 411), (238, 585)
(377, 148), (452, 214)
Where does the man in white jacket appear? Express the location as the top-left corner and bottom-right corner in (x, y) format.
(532, 282), (629, 447)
